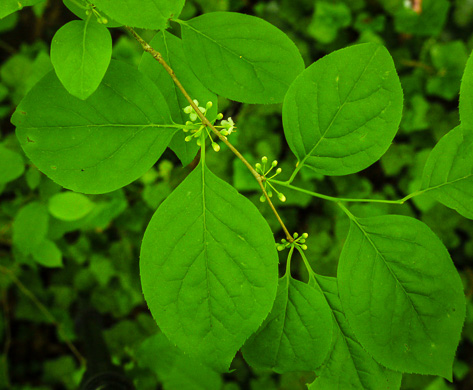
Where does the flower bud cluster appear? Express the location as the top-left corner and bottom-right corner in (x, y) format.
(276, 232), (309, 252)
(182, 100), (236, 152)
(255, 156), (286, 203)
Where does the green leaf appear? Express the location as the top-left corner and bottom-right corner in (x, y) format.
(48, 192), (95, 221)
(139, 31), (217, 166)
(91, 0), (185, 30)
(13, 202), (49, 255)
(137, 333), (222, 390)
(180, 12), (305, 104)
(50, 20), (112, 100)
(309, 275), (402, 390)
(140, 162), (278, 372)
(283, 43), (403, 176)
(0, 0), (44, 19)
(12, 60), (177, 194)
(337, 214), (465, 379)
(460, 49), (473, 128)
(421, 126), (473, 219)
(0, 144), (24, 184)
(32, 239), (63, 268)
(242, 274), (332, 373)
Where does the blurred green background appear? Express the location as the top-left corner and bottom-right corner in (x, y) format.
(1, 0), (473, 389)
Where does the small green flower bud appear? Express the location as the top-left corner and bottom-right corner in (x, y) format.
(206, 101), (213, 109)
(100, 17), (108, 24)
(299, 239), (306, 244)
(278, 193), (286, 202)
(86, 9), (92, 16)
(268, 191), (273, 198)
(260, 195), (266, 203)
(212, 142), (220, 152)
(302, 233), (309, 239)
(196, 138), (201, 146)
(220, 129), (229, 136)
(185, 135), (193, 142)
(277, 245), (286, 251)
(261, 156), (268, 164)
(217, 113), (224, 120)
(183, 106), (193, 114)
(255, 163), (262, 171)
(276, 168), (282, 174)
(272, 160), (278, 167)
(301, 244), (308, 250)
(293, 232), (299, 239)
(281, 239), (287, 244)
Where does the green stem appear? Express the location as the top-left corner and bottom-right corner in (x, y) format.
(285, 246), (295, 276)
(125, 26), (294, 242)
(294, 246), (315, 277)
(271, 179), (425, 205)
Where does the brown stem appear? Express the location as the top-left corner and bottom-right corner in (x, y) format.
(126, 26), (293, 242)
(0, 266), (86, 366)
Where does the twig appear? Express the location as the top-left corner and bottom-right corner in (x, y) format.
(125, 26), (293, 242)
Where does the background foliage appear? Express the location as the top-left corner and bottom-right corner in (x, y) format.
(1, 0), (473, 389)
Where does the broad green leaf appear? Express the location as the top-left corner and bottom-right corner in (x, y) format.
(283, 43), (403, 176)
(13, 202), (49, 255)
(137, 333), (222, 390)
(48, 192), (95, 221)
(139, 31), (217, 166)
(51, 20), (112, 100)
(460, 49), (473, 128)
(140, 161), (278, 372)
(0, 144), (24, 184)
(32, 239), (63, 268)
(12, 60), (177, 194)
(0, 0), (44, 19)
(309, 275), (402, 390)
(337, 214), (465, 379)
(242, 274), (332, 373)
(91, 0), (185, 30)
(180, 12), (305, 104)
(421, 126), (473, 219)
